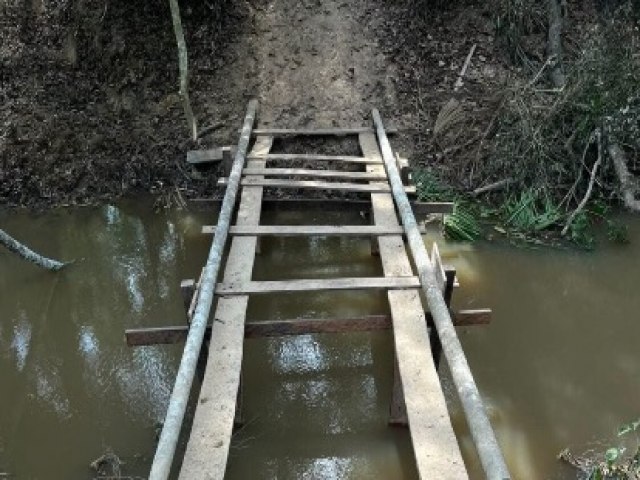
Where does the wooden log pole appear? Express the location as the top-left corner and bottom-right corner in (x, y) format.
(149, 100), (258, 480)
(373, 109), (510, 480)
(0, 228), (67, 271)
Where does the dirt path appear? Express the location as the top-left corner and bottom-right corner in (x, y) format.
(1, 0), (501, 207)
(248, 0), (397, 127)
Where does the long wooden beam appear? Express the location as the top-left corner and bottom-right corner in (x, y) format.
(149, 100), (258, 480)
(124, 310), (492, 346)
(178, 137), (272, 480)
(372, 110), (510, 479)
(360, 132), (468, 478)
(216, 276), (421, 295)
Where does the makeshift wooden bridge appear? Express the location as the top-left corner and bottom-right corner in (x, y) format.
(125, 101), (511, 480)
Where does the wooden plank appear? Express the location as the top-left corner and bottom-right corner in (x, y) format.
(219, 177), (417, 194)
(178, 136), (273, 480)
(191, 197), (455, 215)
(201, 224), (430, 235)
(246, 127), (397, 136)
(246, 153), (381, 164)
(242, 167), (388, 181)
(229, 225), (405, 236)
(216, 276), (420, 295)
(186, 146), (237, 165)
(124, 310), (492, 346)
(360, 132), (468, 479)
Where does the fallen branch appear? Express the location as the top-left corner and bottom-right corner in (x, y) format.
(0, 228), (67, 271)
(454, 43), (477, 92)
(562, 130), (602, 235)
(471, 178), (512, 196)
(168, 0), (198, 141)
(609, 143), (640, 212)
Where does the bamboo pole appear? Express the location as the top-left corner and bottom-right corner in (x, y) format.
(0, 228), (66, 271)
(372, 109), (510, 480)
(148, 100), (258, 480)
(168, 0), (197, 140)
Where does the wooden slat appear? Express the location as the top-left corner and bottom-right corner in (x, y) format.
(186, 147), (236, 165)
(360, 132), (468, 479)
(231, 225), (404, 236)
(201, 224), (430, 235)
(124, 310), (492, 346)
(191, 197), (455, 215)
(219, 177), (417, 194)
(246, 127), (397, 136)
(216, 276), (420, 295)
(178, 136), (272, 480)
(242, 167), (388, 181)
(246, 153), (381, 164)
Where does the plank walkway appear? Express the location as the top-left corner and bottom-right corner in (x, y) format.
(139, 110), (508, 480)
(178, 136), (272, 479)
(361, 132), (467, 477)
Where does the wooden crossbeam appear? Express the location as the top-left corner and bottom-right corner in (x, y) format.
(191, 197), (455, 215)
(218, 177), (417, 194)
(202, 224), (432, 235)
(186, 147), (237, 165)
(242, 168), (388, 181)
(246, 153), (381, 164)
(203, 225), (404, 236)
(124, 309), (492, 346)
(216, 276), (421, 295)
(245, 127), (397, 136)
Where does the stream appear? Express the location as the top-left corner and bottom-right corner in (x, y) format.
(0, 200), (638, 479)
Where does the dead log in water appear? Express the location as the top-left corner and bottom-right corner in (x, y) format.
(0, 228), (67, 271)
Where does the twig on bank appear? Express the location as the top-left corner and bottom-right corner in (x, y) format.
(559, 129), (596, 208)
(472, 178), (513, 196)
(562, 129), (602, 235)
(454, 44), (477, 92)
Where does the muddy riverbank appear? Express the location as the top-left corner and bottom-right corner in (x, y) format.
(1, 0), (519, 208)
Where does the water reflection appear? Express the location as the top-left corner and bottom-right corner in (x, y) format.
(2, 204), (639, 479)
(0, 201), (211, 478)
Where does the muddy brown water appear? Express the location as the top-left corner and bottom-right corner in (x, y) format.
(1, 201), (639, 479)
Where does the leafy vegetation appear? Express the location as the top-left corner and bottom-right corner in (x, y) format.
(479, 1), (640, 246)
(560, 418), (640, 479)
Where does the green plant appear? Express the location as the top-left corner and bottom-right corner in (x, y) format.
(502, 189), (562, 233)
(413, 168), (454, 202)
(587, 419), (640, 479)
(444, 205), (482, 241)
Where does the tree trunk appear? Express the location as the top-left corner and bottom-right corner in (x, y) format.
(548, 0), (566, 88)
(0, 228), (67, 271)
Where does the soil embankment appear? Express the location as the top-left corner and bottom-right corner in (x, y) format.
(1, 0), (504, 207)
